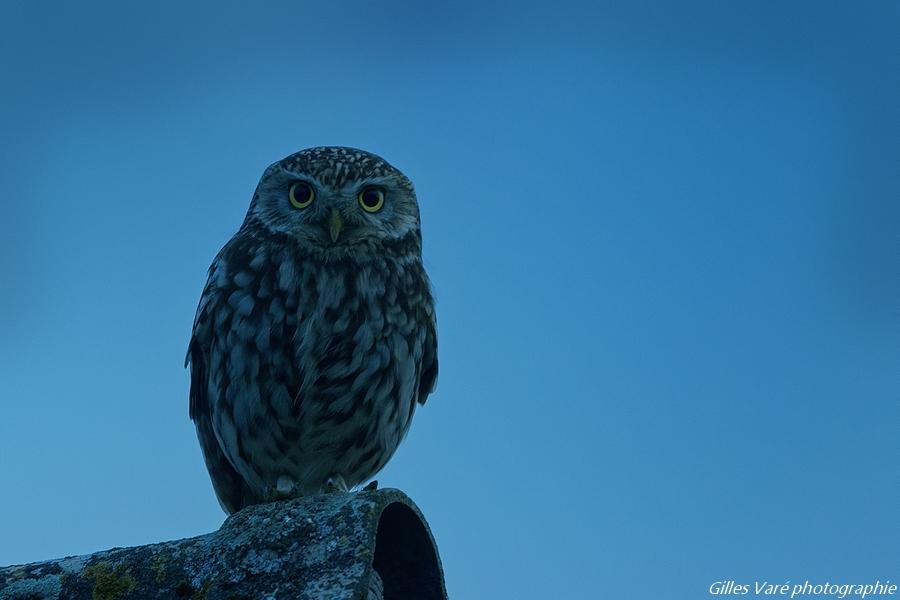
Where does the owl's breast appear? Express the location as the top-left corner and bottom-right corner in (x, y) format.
(203, 247), (429, 488)
(286, 258), (427, 432)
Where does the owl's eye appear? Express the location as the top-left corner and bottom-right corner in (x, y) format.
(358, 187), (385, 213)
(289, 182), (315, 209)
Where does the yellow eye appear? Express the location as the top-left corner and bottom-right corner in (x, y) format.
(358, 187), (384, 213)
(289, 182), (314, 209)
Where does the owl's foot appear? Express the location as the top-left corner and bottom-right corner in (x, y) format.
(362, 480), (378, 492)
(273, 475), (299, 499)
(324, 474), (349, 493)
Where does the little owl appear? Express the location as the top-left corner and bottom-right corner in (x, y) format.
(186, 146), (438, 514)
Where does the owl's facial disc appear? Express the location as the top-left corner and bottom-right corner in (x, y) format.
(244, 148), (421, 257)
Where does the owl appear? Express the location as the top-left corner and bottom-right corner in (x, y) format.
(186, 146), (438, 514)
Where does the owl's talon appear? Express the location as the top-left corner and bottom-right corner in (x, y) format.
(324, 474), (348, 493)
(362, 480), (378, 492)
(274, 476), (297, 499)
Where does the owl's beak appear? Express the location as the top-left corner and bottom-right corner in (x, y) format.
(329, 209), (343, 243)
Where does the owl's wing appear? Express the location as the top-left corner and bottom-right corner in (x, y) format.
(186, 261), (261, 514)
(186, 258), (224, 424)
(417, 312), (438, 405)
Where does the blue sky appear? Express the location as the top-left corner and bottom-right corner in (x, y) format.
(1, 2), (897, 597)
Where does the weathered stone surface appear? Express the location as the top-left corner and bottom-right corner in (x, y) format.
(0, 488), (446, 600)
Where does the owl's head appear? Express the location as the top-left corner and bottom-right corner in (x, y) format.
(243, 147), (421, 256)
